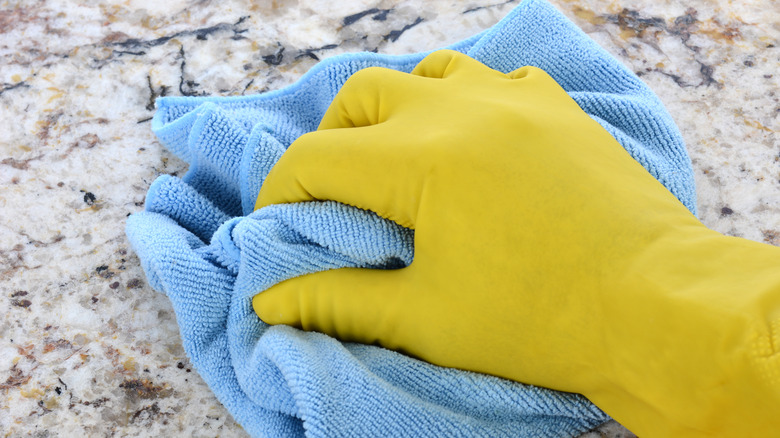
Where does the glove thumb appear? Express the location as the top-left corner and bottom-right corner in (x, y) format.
(253, 266), (413, 351)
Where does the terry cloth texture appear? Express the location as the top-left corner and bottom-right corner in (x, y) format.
(126, 0), (697, 436)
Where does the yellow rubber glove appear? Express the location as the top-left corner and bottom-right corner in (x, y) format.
(252, 50), (780, 437)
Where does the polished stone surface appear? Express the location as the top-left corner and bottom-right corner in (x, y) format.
(1, 0), (777, 436)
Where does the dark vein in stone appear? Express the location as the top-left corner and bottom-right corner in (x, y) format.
(602, 8), (720, 88)
(295, 43), (338, 61)
(112, 50), (146, 56)
(109, 16), (249, 50)
(0, 81), (30, 96)
(177, 46), (205, 96)
(464, 0), (518, 14)
(146, 74), (169, 111)
(384, 17), (424, 43)
(343, 8), (392, 26)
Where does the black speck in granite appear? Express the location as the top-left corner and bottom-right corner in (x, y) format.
(131, 402), (169, 425)
(721, 206), (734, 216)
(37, 399), (53, 414)
(698, 63), (717, 87)
(83, 397), (109, 407)
(119, 378), (173, 400)
(96, 265), (116, 279)
(126, 278), (142, 289)
(11, 299), (32, 308)
(83, 191), (96, 205)
(262, 45), (285, 66)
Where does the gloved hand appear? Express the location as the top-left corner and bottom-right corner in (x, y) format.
(253, 50), (780, 437)
(127, 93), (610, 437)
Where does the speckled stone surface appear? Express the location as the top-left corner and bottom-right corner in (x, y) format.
(0, 0), (777, 436)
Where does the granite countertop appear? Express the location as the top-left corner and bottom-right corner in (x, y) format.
(1, 0), (777, 436)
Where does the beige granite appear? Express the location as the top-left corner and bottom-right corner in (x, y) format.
(0, 0), (776, 436)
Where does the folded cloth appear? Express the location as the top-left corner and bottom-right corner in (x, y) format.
(126, 0), (696, 436)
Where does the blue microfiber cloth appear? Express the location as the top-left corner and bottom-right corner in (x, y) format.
(126, 0), (696, 436)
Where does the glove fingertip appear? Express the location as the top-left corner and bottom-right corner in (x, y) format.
(252, 287), (302, 328)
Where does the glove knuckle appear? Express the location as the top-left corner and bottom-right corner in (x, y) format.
(342, 67), (385, 93)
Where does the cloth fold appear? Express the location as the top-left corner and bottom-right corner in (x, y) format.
(126, 0), (696, 436)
